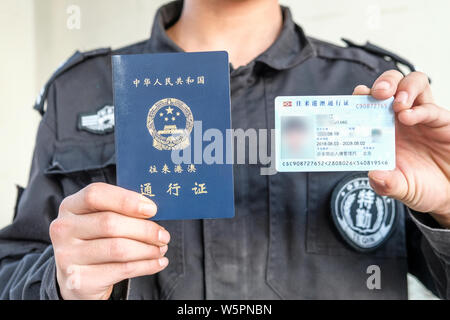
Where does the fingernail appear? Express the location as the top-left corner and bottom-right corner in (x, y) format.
(370, 176), (386, 188)
(159, 257), (169, 267)
(158, 229), (171, 244)
(368, 171), (389, 188)
(373, 81), (390, 91)
(353, 84), (369, 94)
(138, 201), (156, 217)
(160, 245), (168, 255)
(395, 91), (409, 105)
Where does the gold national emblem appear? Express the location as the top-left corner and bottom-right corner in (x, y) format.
(147, 98), (194, 150)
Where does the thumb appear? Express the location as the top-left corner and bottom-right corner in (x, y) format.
(368, 169), (408, 200)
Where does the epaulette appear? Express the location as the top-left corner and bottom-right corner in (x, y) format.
(341, 38), (416, 73)
(310, 37), (383, 73)
(33, 47), (111, 115)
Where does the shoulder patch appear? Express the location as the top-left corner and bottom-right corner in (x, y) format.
(78, 105), (114, 135)
(34, 47), (111, 116)
(331, 173), (397, 252)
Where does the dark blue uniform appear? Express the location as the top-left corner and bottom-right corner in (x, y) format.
(0, 1), (448, 299)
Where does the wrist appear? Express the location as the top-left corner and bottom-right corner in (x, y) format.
(429, 211), (450, 229)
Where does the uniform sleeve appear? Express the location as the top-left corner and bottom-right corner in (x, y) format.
(366, 57), (450, 299)
(0, 84), (63, 299)
(406, 208), (450, 299)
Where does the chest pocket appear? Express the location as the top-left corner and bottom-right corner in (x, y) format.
(44, 141), (116, 195)
(305, 172), (406, 257)
(266, 171), (407, 299)
(44, 140), (185, 299)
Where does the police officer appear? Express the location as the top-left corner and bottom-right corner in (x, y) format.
(0, 0), (449, 300)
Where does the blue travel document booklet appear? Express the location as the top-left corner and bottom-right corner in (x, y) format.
(112, 51), (234, 220)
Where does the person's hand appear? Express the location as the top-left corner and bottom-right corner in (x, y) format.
(49, 183), (170, 300)
(353, 70), (450, 227)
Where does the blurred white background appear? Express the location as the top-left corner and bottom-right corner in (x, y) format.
(0, 0), (448, 299)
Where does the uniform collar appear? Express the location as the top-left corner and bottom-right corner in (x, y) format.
(145, 0), (316, 71)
